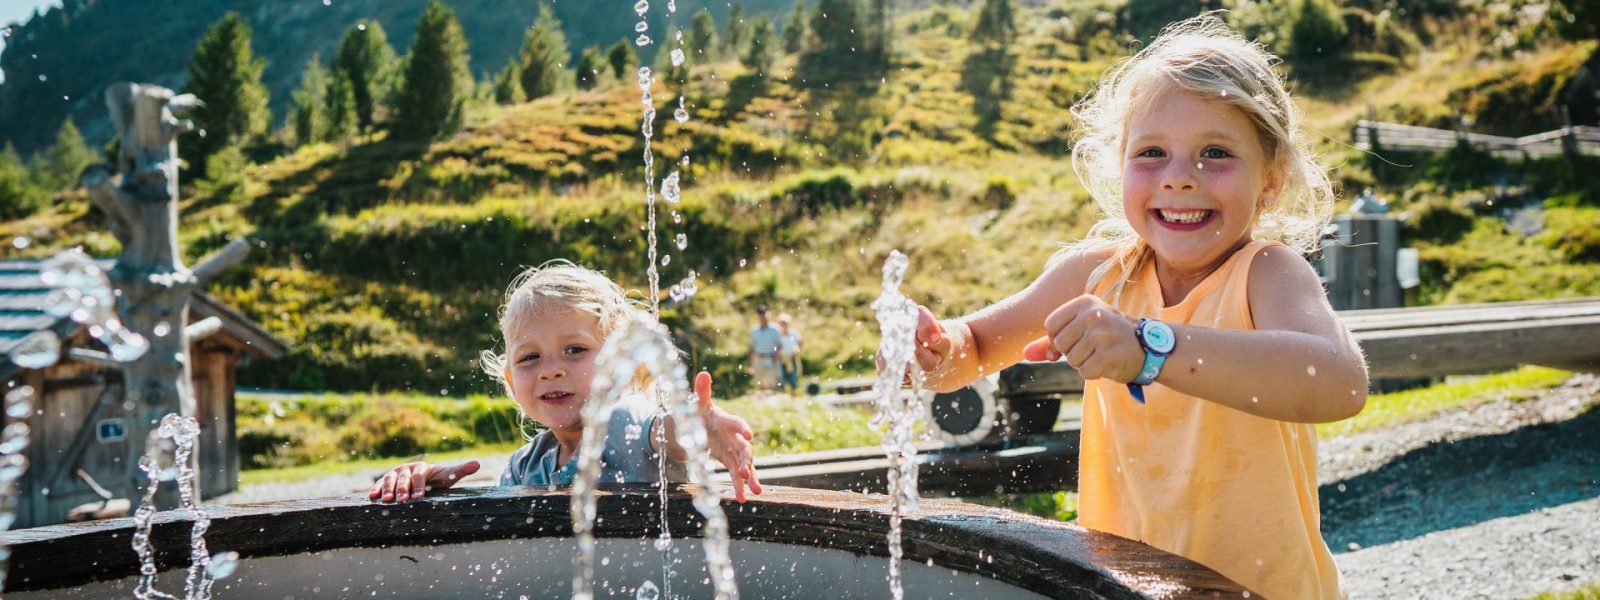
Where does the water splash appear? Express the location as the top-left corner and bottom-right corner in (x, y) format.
(661, 171), (681, 204)
(571, 316), (737, 600)
(9, 331), (61, 370)
(670, 49), (685, 67)
(39, 249), (148, 362)
(636, 579), (661, 600)
(870, 250), (924, 600)
(0, 385), (35, 593)
(131, 414), (220, 600)
(668, 271), (699, 303)
(673, 233), (688, 251)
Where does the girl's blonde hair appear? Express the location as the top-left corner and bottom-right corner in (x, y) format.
(1061, 14), (1335, 298)
(480, 260), (651, 397)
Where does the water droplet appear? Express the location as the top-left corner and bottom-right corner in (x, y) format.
(674, 107), (690, 123)
(660, 255), (670, 266)
(1220, 89), (1229, 97)
(680, 154), (690, 167)
(37, 74), (46, 82)
(1196, 162), (1204, 170)
(357, 22), (367, 31)
(661, 171), (681, 204)
(636, 34), (651, 46)
(208, 551), (240, 579)
(636, 66), (653, 86)
(674, 233), (688, 250)
(153, 322), (171, 338)
(10, 236), (29, 249)
(322, 0), (330, 5)
(636, 580), (660, 600)
(1306, 365), (1317, 376)
(738, 259), (747, 268)
(634, 0), (649, 16)
(636, 21), (649, 33)
(670, 49), (685, 66)
(1251, 396), (1259, 403)
(10, 331), (61, 369)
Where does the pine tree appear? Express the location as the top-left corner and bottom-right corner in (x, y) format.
(0, 143), (44, 219)
(181, 12), (270, 177)
(743, 17), (775, 73)
(394, 1), (471, 139)
(971, 0), (1016, 47)
(325, 70), (358, 141)
(41, 118), (95, 191)
(292, 56), (329, 145)
(809, 0), (862, 61)
(607, 38), (637, 81)
(867, 0), (890, 63)
(724, 3), (748, 56)
(335, 21), (397, 130)
(575, 45), (604, 90)
(783, 0), (808, 54)
(493, 59), (524, 104)
(690, 9), (719, 60)
(519, 6), (570, 101)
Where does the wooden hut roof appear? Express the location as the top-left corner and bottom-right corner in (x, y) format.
(0, 258), (286, 381)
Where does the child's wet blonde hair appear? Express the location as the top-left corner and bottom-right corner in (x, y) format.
(1061, 14), (1335, 297)
(480, 260), (651, 398)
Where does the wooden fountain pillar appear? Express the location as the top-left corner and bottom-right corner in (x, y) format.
(79, 83), (250, 510)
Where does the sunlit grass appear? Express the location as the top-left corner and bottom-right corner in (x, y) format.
(239, 441), (524, 486)
(1318, 366), (1574, 439)
(1527, 583), (1600, 600)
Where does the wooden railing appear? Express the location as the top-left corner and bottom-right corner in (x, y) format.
(1352, 119), (1600, 157)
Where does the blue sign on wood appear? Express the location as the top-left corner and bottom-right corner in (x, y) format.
(96, 418), (126, 443)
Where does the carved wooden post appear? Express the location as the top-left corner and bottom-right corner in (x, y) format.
(78, 82), (250, 510)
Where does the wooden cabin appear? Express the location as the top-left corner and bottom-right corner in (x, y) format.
(0, 259), (286, 528)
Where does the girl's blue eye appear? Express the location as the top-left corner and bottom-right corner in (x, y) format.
(1202, 147), (1232, 159)
(1136, 147), (1165, 158)
(565, 346), (588, 355)
(519, 353), (538, 363)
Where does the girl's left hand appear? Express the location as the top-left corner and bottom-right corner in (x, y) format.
(695, 371), (764, 503)
(1024, 295), (1144, 384)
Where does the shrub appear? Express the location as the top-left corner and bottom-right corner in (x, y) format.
(1404, 196), (1475, 245)
(1288, 0), (1349, 60)
(337, 401), (474, 459)
(238, 416), (339, 469)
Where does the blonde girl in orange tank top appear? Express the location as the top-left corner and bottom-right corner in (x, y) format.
(906, 15), (1367, 599)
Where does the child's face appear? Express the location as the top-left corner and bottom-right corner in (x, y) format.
(504, 306), (603, 434)
(1122, 89), (1280, 272)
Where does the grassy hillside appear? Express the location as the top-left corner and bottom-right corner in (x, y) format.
(4, 0), (1597, 395)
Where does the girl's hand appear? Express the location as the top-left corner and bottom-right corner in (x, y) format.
(1024, 295), (1143, 384)
(879, 305), (952, 386)
(695, 371), (763, 503)
(912, 305), (952, 377)
(368, 460), (481, 504)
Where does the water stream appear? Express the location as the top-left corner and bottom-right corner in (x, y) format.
(570, 315), (737, 600)
(870, 250), (924, 600)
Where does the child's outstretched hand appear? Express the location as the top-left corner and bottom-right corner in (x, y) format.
(1024, 295), (1143, 383)
(911, 305), (952, 378)
(695, 371), (763, 503)
(368, 460), (481, 504)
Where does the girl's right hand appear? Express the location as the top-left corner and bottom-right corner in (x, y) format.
(911, 305), (952, 378)
(368, 460), (481, 504)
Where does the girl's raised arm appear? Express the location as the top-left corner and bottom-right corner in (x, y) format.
(919, 248), (1107, 393)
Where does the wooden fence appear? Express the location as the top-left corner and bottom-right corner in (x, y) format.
(1352, 119), (1600, 158)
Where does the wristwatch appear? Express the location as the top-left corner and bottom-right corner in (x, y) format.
(1127, 318), (1175, 404)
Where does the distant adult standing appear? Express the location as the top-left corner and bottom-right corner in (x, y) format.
(777, 313), (803, 395)
(748, 306), (782, 393)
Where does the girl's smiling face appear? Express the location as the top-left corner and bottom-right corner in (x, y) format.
(504, 306), (603, 434)
(1122, 89), (1282, 274)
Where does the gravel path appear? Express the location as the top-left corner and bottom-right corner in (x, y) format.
(214, 376), (1600, 598)
(1321, 373), (1600, 599)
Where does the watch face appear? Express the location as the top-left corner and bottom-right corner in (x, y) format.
(1143, 321), (1176, 354)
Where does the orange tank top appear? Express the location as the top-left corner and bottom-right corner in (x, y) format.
(1079, 240), (1346, 599)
